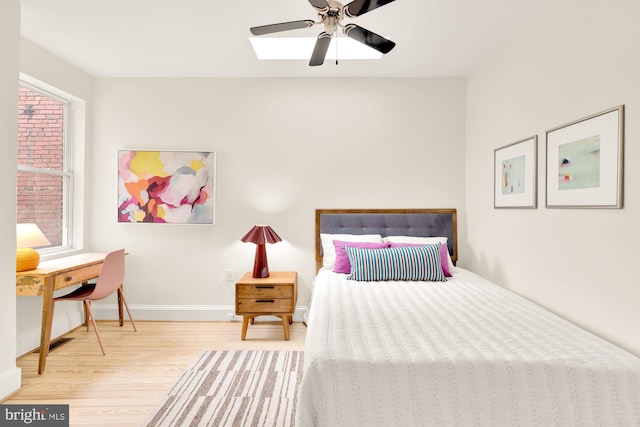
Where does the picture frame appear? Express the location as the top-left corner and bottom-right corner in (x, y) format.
(494, 136), (538, 208)
(546, 105), (624, 208)
(117, 150), (216, 224)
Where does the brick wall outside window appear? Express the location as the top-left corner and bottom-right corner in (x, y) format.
(17, 86), (64, 247)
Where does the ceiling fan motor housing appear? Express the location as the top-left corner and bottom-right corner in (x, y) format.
(320, 1), (344, 34)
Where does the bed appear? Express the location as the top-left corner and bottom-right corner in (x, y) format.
(296, 209), (640, 426)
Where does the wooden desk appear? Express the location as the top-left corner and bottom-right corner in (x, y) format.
(16, 252), (124, 374)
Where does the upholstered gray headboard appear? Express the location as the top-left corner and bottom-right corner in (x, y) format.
(315, 209), (457, 271)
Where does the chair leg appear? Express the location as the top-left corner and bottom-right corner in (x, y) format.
(84, 301), (106, 355)
(117, 287), (137, 332)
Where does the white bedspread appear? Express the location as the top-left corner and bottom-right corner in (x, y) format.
(296, 268), (640, 426)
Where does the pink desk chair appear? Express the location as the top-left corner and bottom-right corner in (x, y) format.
(48, 249), (137, 355)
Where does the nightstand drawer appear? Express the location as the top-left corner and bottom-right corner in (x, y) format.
(236, 284), (293, 299)
(237, 298), (293, 313)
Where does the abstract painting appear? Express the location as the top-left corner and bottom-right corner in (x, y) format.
(557, 135), (600, 190)
(546, 106), (623, 208)
(118, 150), (216, 223)
(494, 136), (537, 208)
(502, 155), (526, 195)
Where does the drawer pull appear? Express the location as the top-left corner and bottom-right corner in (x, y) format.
(256, 299), (275, 303)
(65, 276), (73, 282)
(256, 285), (275, 289)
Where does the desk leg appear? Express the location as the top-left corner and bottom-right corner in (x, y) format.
(81, 282), (89, 329)
(117, 284), (124, 327)
(38, 276), (56, 375)
(83, 303), (89, 330)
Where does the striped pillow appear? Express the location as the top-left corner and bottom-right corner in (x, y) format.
(345, 244), (447, 282)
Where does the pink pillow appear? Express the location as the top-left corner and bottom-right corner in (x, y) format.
(388, 242), (452, 277)
(333, 240), (390, 274)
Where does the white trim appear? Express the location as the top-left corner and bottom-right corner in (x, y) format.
(90, 304), (308, 323)
(0, 367), (22, 400)
(17, 73), (87, 259)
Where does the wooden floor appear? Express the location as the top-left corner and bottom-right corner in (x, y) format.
(5, 320), (306, 426)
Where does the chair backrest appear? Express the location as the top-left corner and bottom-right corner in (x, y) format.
(88, 249), (126, 301)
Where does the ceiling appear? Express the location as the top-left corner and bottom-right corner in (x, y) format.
(19, 0), (544, 78)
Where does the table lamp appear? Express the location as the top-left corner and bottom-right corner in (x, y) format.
(241, 225), (282, 278)
(16, 223), (51, 272)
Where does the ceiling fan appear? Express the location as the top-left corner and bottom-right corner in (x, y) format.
(250, 0), (397, 66)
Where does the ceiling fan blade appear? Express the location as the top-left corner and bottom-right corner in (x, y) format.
(250, 20), (315, 36)
(308, 0), (329, 10)
(344, 0), (396, 17)
(309, 32), (332, 66)
(343, 24), (395, 54)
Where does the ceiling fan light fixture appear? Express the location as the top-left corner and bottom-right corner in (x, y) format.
(249, 37), (382, 60)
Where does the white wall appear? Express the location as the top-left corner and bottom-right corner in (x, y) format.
(0, 0), (21, 400)
(88, 78), (466, 320)
(465, 0), (640, 355)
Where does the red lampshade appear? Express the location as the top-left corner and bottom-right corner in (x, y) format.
(241, 225), (282, 278)
(240, 225), (282, 245)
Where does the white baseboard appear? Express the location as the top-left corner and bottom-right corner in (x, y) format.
(0, 367), (22, 400)
(16, 304), (308, 358)
(90, 304), (308, 322)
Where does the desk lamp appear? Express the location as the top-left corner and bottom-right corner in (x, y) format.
(241, 225), (281, 278)
(16, 223), (51, 272)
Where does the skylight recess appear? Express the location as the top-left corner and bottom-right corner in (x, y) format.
(249, 37), (382, 60)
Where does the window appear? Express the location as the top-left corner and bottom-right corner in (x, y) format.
(17, 77), (82, 254)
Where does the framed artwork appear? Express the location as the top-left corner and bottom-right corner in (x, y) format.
(546, 105), (624, 208)
(118, 150), (216, 223)
(494, 136), (538, 208)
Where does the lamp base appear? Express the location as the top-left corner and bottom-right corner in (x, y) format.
(16, 248), (40, 272)
(252, 244), (270, 278)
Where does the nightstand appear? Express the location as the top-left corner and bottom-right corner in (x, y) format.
(235, 271), (298, 340)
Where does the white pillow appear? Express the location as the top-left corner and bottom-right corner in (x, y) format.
(320, 233), (384, 269)
(383, 236), (455, 272)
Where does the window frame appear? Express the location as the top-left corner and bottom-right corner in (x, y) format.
(18, 73), (85, 258)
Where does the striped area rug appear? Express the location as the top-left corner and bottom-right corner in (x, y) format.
(144, 350), (304, 427)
